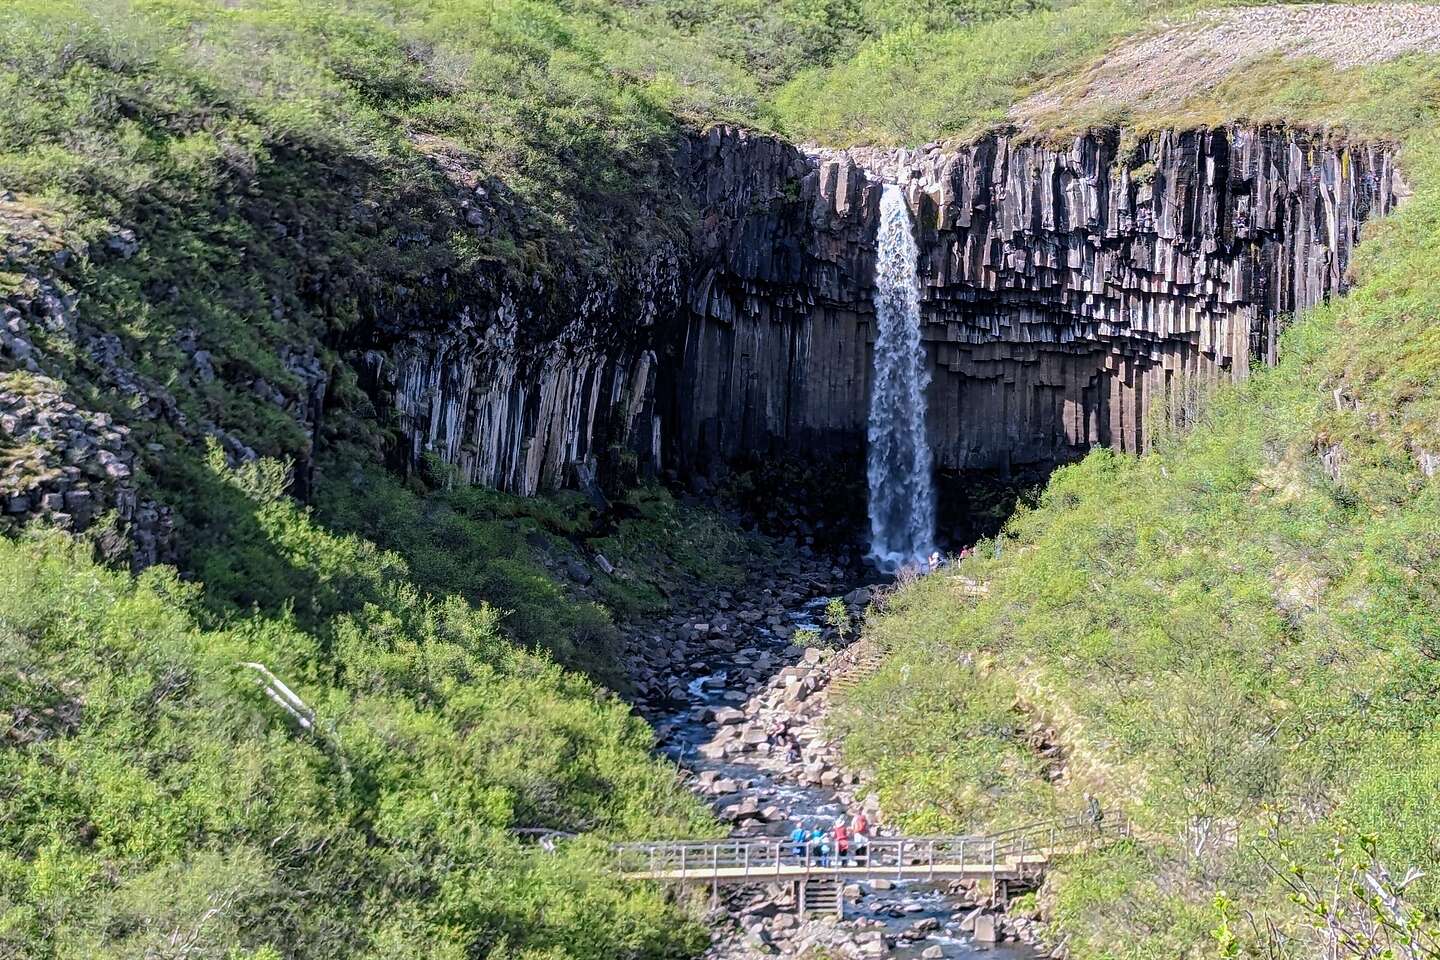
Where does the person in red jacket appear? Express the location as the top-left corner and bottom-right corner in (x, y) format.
(831, 816), (850, 866)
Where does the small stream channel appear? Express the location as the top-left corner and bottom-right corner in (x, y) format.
(649, 594), (1039, 959)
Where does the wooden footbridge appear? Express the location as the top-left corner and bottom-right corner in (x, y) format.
(613, 814), (1128, 913)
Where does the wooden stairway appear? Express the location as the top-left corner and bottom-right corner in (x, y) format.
(797, 877), (844, 918)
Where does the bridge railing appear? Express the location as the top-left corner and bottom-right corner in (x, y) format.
(613, 835), (999, 878)
(612, 815), (1130, 880)
(986, 813), (1131, 861)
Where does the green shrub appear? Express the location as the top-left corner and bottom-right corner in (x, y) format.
(0, 513), (714, 959)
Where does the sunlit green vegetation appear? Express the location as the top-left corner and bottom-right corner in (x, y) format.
(7, 0), (1440, 958)
(838, 100), (1440, 960)
(0, 453), (718, 959)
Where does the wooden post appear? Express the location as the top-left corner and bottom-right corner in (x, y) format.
(927, 840), (935, 881)
(743, 843), (750, 880)
(680, 844), (686, 877)
(990, 840), (998, 905)
(896, 840), (906, 879)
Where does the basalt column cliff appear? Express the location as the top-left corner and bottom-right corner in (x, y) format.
(378, 124), (1399, 494)
(673, 124), (1400, 478)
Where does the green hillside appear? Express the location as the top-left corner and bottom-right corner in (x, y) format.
(836, 56), (1440, 960)
(1, 488), (720, 960)
(4, 1), (1440, 959)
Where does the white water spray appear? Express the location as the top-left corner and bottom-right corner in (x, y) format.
(867, 183), (936, 569)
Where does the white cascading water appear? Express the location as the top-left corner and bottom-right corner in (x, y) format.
(867, 183), (936, 570)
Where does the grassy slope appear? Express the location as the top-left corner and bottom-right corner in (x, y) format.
(835, 40), (1440, 960)
(0, 4), (765, 956)
(6, 0), (1440, 958)
(1, 471), (721, 960)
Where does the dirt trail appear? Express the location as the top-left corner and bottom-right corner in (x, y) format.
(1015, 2), (1440, 120)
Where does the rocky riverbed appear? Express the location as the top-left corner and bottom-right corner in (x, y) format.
(619, 549), (1048, 960)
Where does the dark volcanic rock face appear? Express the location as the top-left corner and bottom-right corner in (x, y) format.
(366, 122), (1400, 496)
(0, 122), (1400, 547)
(667, 126), (881, 475)
(675, 124), (1400, 477)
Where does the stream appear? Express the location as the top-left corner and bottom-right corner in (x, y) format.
(641, 585), (1041, 960)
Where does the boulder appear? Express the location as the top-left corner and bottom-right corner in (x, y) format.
(564, 559), (592, 585)
(854, 932), (889, 958)
(741, 726), (770, 745)
(712, 707), (745, 726)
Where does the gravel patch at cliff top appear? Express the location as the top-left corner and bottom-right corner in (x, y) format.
(1015, 2), (1440, 119)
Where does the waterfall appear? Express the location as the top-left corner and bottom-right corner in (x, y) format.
(867, 183), (936, 570)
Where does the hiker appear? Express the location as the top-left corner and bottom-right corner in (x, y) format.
(831, 816), (850, 866)
(790, 821), (809, 861)
(784, 741), (801, 765)
(1085, 793), (1104, 831)
(850, 811), (870, 865)
(809, 825), (826, 864)
(767, 718), (787, 746)
(927, 550), (942, 572)
(818, 838), (832, 868)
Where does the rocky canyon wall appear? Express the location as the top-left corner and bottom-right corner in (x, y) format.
(372, 122), (1399, 495)
(666, 127), (880, 475)
(675, 124), (1400, 477)
(379, 270), (676, 496)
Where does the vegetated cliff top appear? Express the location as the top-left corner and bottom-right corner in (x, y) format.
(777, 1), (1440, 146)
(1015, 3), (1440, 122)
(1008, 2), (1440, 141)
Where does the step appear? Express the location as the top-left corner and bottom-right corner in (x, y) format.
(798, 878), (844, 918)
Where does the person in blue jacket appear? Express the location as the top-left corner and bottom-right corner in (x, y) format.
(790, 821), (809, 860)
(809, 825), (826, 864)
